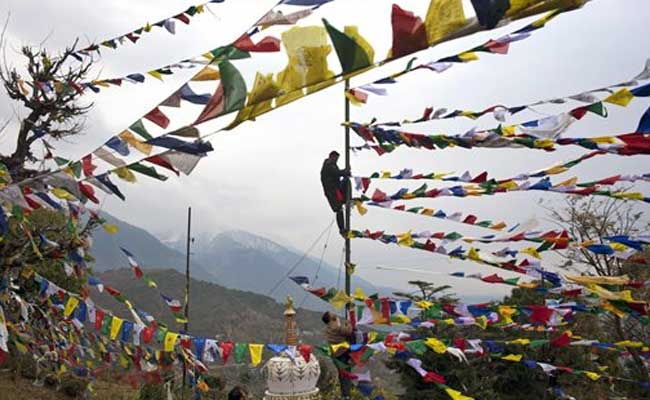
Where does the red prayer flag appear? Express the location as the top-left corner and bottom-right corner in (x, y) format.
(390, 5), (428, 59)
(470, 172), (488, 183)
(144, 107), (170, 129)
(82, 154), (96, 177)
(79, 182), (99, 204)
(173, 13), (190, 24)
(463, 215), (478, 224)
(423, 371), (446, 384)
(298, 344), (312, 363)
(95, 309), (105, 331)
(233, 33), (281, 52)
(220, 341), (234, 364)
(551, 332), (572, 347)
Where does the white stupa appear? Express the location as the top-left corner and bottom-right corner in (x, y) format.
(263, 296), (321, 400)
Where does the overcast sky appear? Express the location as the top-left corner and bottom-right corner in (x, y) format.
(1, 0), (649, 297)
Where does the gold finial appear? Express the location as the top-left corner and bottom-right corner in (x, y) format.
(284, 295), (296, 316)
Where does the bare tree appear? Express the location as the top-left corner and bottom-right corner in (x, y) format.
(0, 25), (93, 182)
(543, 196), (650, 381)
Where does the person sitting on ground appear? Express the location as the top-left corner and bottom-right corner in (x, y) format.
(320, 150), (350, 236)
(322, 311), (354, 400)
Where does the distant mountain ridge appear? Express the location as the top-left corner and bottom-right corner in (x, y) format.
(94, 269), (324, 343)
(91, 213), (388, 311)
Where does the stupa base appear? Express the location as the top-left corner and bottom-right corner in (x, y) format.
(263, 388), (320, 400)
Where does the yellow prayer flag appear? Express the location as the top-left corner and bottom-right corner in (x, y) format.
(565, 275), (630, 286)
(331, 342), (350, 354)
(329, 291), (352, 310)
(64, 297), (79, 318)
(601, 301), (626, 318)
(119, 354), (129, 369)
(421, 208), (434, 216)
(501, 125), (516, 137)
(276, 26), (334, 106)
(490, 221), (506, 230)
(521, 247), (541, 259)
(368, 332), (378, 344)
(424, 338), (447, 354)
(143, 23), (152, 33)
(501, 354), (523, 362)
(534, 138), (555, 149)
(507, 338), (530, 346)
(381, 171), (391, 178)
(355, 200), (368, 216)
(353, 287), (367, 301)
(249, 344), (264, 367)
(397, 231), (415, 247)
(415, 300), (433, 310)
(115, 167), (137, 183)
(467, 247), (481, 261)
(498, 306), (517, 324)
(119, 131), (153, 155)
(458, 52), (478, 62)
(609, 242), (627, 252)
(191, 66), (220, 81)
(103, 224), (119, 234)
(604, 88), (634, 107)
(584, 371), (601, 381)
(544, 165), (569, 175)
(475, 316), (488, 330)
(147, 70), (164, 81)
(164, 332), (179, 352)
(498, 180), (518, 190)
(110, 317), (124, 340)
(556, 177), (577, 187)
(50, 187), (76, 200)
(614, 340), (643, 348)
(506, 0), (537, 17)
(445, 387), (474, 400)
(614, 192), (644, 200)
(234, 72), (281, 124)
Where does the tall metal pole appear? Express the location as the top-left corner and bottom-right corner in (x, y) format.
(181, 206), (191, 395)
(184, 206), (191, 332)
(344, 79), (352, 319)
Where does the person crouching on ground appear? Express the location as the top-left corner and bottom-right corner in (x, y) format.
(322, 311), (354, 400)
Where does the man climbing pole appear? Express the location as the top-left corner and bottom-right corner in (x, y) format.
(322, 311), (354, 400)
(320, 150), (350, 236)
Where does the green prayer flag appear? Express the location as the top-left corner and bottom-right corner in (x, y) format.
(475, 220), (493, 227)
(529, 339), (549, 348)
(210, 45), (251, 62)
(412, 183), (428, 197)
(234, 343), (247, 364)
(101, 314), (112, 337)
(444, 232), (463, 241)
(536, 241), (553, 252)
(54, 157), (69, 167)
(128, 163), (168, 181)
(587, 102), (607, 117)
(323, 19), (371, 74)
(219, 60), (247, 115)
(69, 161), (82, 178)
(405, 339), (428, 356)
(129, 120), (152, 140)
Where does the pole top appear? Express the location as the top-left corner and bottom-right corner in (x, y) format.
(284, 295), (296, 317)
